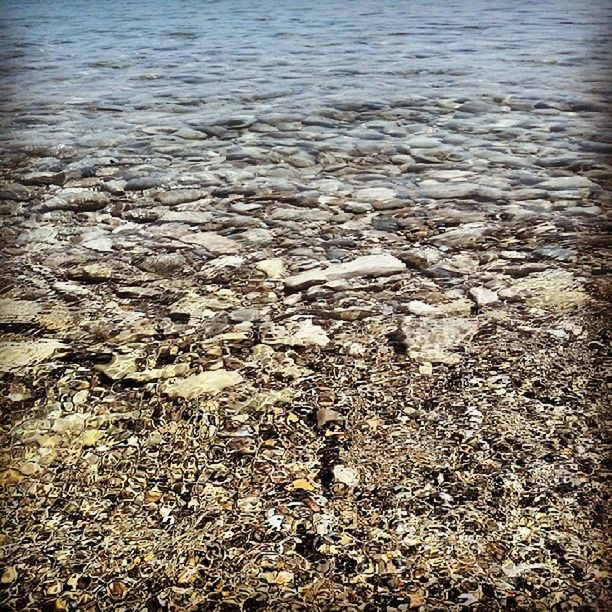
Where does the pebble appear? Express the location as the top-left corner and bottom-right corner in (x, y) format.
(469, 287), (499, 306)
(285, 253), (406, 291)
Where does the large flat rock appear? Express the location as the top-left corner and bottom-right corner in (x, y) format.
(285, 253), (406, 291)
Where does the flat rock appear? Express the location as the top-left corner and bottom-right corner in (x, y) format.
(429, 223), (493, 248)
(394, 317), (479, 365)
(0, 339), (67, 372)
(255, 258), (285, 279)
(169, 293), (216, 323)
(354, 187), (398, 201)
(180, 232), (240, 255)
(229, 308), (260, 323)
(158, 210), (213, 225)
(537, 176), (595, 191)
(469, 286), (499, 306)
(95, 354), (138, 380)
(162, 369), (243, 400)
(125, 363), (190, 382)
(406, 298), (472, 317)
(125, 177), (165, 191)
(285, 253), (406, 291)
(262, 319), (330, 347)
(157, 189), (208, 206)
(41, 189), (110, 212)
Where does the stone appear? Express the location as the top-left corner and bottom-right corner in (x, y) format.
(262, 319), (330, 347)
(354, 187), (398, 201)
(66, 262), (115, 283)
(333, 465), (360, 487)
(140, 253), (187, 275)
(125, 363), (190, 382)
(229, 308), (260, 323)
(82, 237), (114, 252)
(469, 287), (499, 306)
(406, 299), (472, 317)
(394, 317), (479, 365)
(418, 182), (479, 200)
(255, 258), (285, 279)
(0, 340), (67, 372)
(180, 232), (240, 255)
(240, 228), (274, 244)
(162, 369), (243, 399)
(125, 177), (165, 191)
(41, 189), (110, 212)
(95, 354), (138, 380)
(429, 223), (493, 248)
(536, 176), (595, 191)
(509, 270), (587, 310)
(284, 253), (406, 291)
(157, 189), (208, 206)
(159, 211), (213, 225)
(169, 293), (216, 323)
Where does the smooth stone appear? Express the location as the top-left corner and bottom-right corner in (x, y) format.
(179, 232), (240, 255)
(239, 228), (274, 244)
(429, 223), (494, 248)
(229, 308), (260, 323)
(126, 363), (190, 383)
(262, 319), (330, 347)
(469, 287), (499, 306)
(537, 176), (595, 191)
(174, 128), (208, 141)
(394, 317), (479, 364)
(95, 354), (138, 380)
(255, 258), (286, 279)
(41, 189), (110, 212)
(406, 298), (472, 317)
(158, 211), (213, 225)
(169, 293), (216, 322)
(157, 189), (208, 206)
(125, 177), (165, 191)
(101, 179), (126, 194)
(285, 253), (406, 291)
(354, 187), (398, 201)
(407, 136), (442, 148)
(162, 369), (243, 400)
(0, 339), (67, 372)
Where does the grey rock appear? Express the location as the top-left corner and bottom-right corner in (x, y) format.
(394, 316), (479, 365)
(41, 189), (110, 212)
(229, 308), (260, 323)
(469, 286), (499, 306)
(125, 177), (165, 191)
(157, 189), (208, 206)
(537, 176), (595, 191)
(429, 223), (494, 248)
(285, 253), (406, 291)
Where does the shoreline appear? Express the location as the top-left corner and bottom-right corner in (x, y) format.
(0, 95), (610, 609)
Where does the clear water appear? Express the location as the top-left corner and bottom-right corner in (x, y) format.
(0, 0), (610, 158)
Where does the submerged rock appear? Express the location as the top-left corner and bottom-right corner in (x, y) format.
(469, 287), (499, 306)
(41, 189), (110, 212)
(0, 339), (67, 372)
(285, 253), (406, 290)
(162, 369), (243, 399)
(157, 189), (208, 206)
(393, 316), (478, 364)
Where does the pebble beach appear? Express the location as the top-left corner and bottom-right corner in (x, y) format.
(0, 1), (610, 610)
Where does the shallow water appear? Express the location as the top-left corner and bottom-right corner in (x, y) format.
(0, 0), (610, 158)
